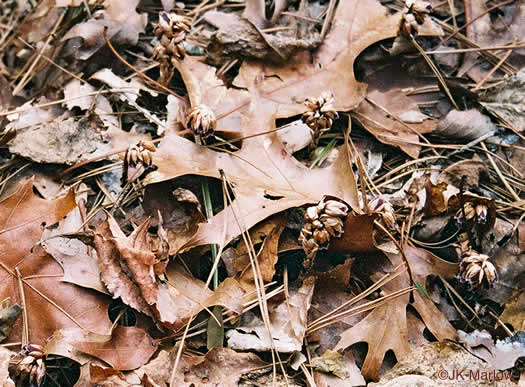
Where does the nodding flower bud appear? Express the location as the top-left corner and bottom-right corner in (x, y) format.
(458, 251), (497, 289)
(186, 105), (217, 138)
(369, 196), (397, 230)
(302, 92), (338, 148)
(299, 197), (349, 269)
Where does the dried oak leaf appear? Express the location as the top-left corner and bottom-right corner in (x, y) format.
(145, 94), (359, 253)
(233, 0), (411, 119)
(226, 276), (315, 353)
(62, 0), (148, 60)
(173, 56), (250, 134)
(94, 214), (245, 330)
(334, 246), (457, 381)
(45, 325), (158, 371)
(0, 179), (112, 346)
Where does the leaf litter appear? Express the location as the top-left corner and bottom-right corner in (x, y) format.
(0, 0), (524, 385)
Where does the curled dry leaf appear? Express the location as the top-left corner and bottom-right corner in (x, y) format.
(236, 218), (286, 293)
(62, 0), (148, 60)
(334, 246), (457, 380)
(0, 179), (112, 346)
(94, 213), (245, 330)
(226, 277), (315, 352)
(145, 93), (359, 253)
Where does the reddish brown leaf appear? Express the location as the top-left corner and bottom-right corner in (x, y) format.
(0, 179), (112, 346)
(71, 326), (158, 371)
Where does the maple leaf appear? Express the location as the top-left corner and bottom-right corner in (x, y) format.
(334, 246), (457, 380)
(145, 92), (359, 253)
(0, 179), (113, 346)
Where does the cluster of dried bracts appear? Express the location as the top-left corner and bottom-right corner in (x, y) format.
(9, 344), (45, 387)
(152, 12), (192, 85)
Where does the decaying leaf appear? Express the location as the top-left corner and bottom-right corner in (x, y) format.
(0, 179), (113, 346)
(171, 347), (267, 386)
(434, 109), (498, 141)
(458, 330), (525, 370)
(204, 10), (321, 64)
(0, 300), (21, 343)
(62, 0), (148, 60)
(480, 68), (525, 133)
(226, 277), (315, 352)
(6, 97), (147, 165)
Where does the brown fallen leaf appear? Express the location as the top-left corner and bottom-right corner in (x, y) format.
(334, 246), (457, 380)
(226, 276), (315, 352)
(42, 208), (108, 295)
(62, 0), (148, 60)
(352, 64), (439, 158)
(236, 217), (286, 293)
(94, 213), (245, 330)
(6, 97), (148, 165)
(0, 179), (113, 346)
(170, 347), (267, 386)
(233, 0), (403, 119)
(145, 92), (359, 253)
(70, 325), (158, 371)
(174, 56), (250, 134)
